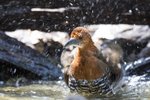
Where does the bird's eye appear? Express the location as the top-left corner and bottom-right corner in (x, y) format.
(79, 36), (83, 40)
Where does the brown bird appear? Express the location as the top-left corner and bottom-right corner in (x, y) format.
(61, 27), (122, 96)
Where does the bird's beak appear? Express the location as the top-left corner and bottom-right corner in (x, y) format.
(64, 38), (81, 48)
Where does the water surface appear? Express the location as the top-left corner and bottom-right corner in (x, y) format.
(0, 76), (150, 100)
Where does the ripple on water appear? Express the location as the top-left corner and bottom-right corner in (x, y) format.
(0, 78), (150, 100)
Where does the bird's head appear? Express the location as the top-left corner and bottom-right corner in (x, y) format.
(64, 27), (93, 48)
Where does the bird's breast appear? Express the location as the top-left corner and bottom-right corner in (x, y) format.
(69, 53), (106, 80)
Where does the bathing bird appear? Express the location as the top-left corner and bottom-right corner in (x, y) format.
(61, 27), (122, 96)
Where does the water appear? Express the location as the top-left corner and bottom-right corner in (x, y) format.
(0, 81), (70, 100)
(0, 76), (150, 100)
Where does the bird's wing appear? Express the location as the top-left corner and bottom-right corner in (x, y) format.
(94, 47), (122, 83)
(99, 38), (149, 63)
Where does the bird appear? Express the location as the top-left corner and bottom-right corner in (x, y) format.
(61, 27), (123, 96)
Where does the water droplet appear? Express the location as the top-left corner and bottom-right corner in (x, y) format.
(69, 3), (73, 6)
(135, 8), (139, 11)
(129, 10), (132, 13)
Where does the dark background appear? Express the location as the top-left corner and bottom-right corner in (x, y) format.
(0, 0), (150, 32)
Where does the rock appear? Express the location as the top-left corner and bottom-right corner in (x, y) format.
(91, 24), (150, 40)
(5, 30), (69, 49)
(5, 30), (69, 66)
(0, 32), (62, 80)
